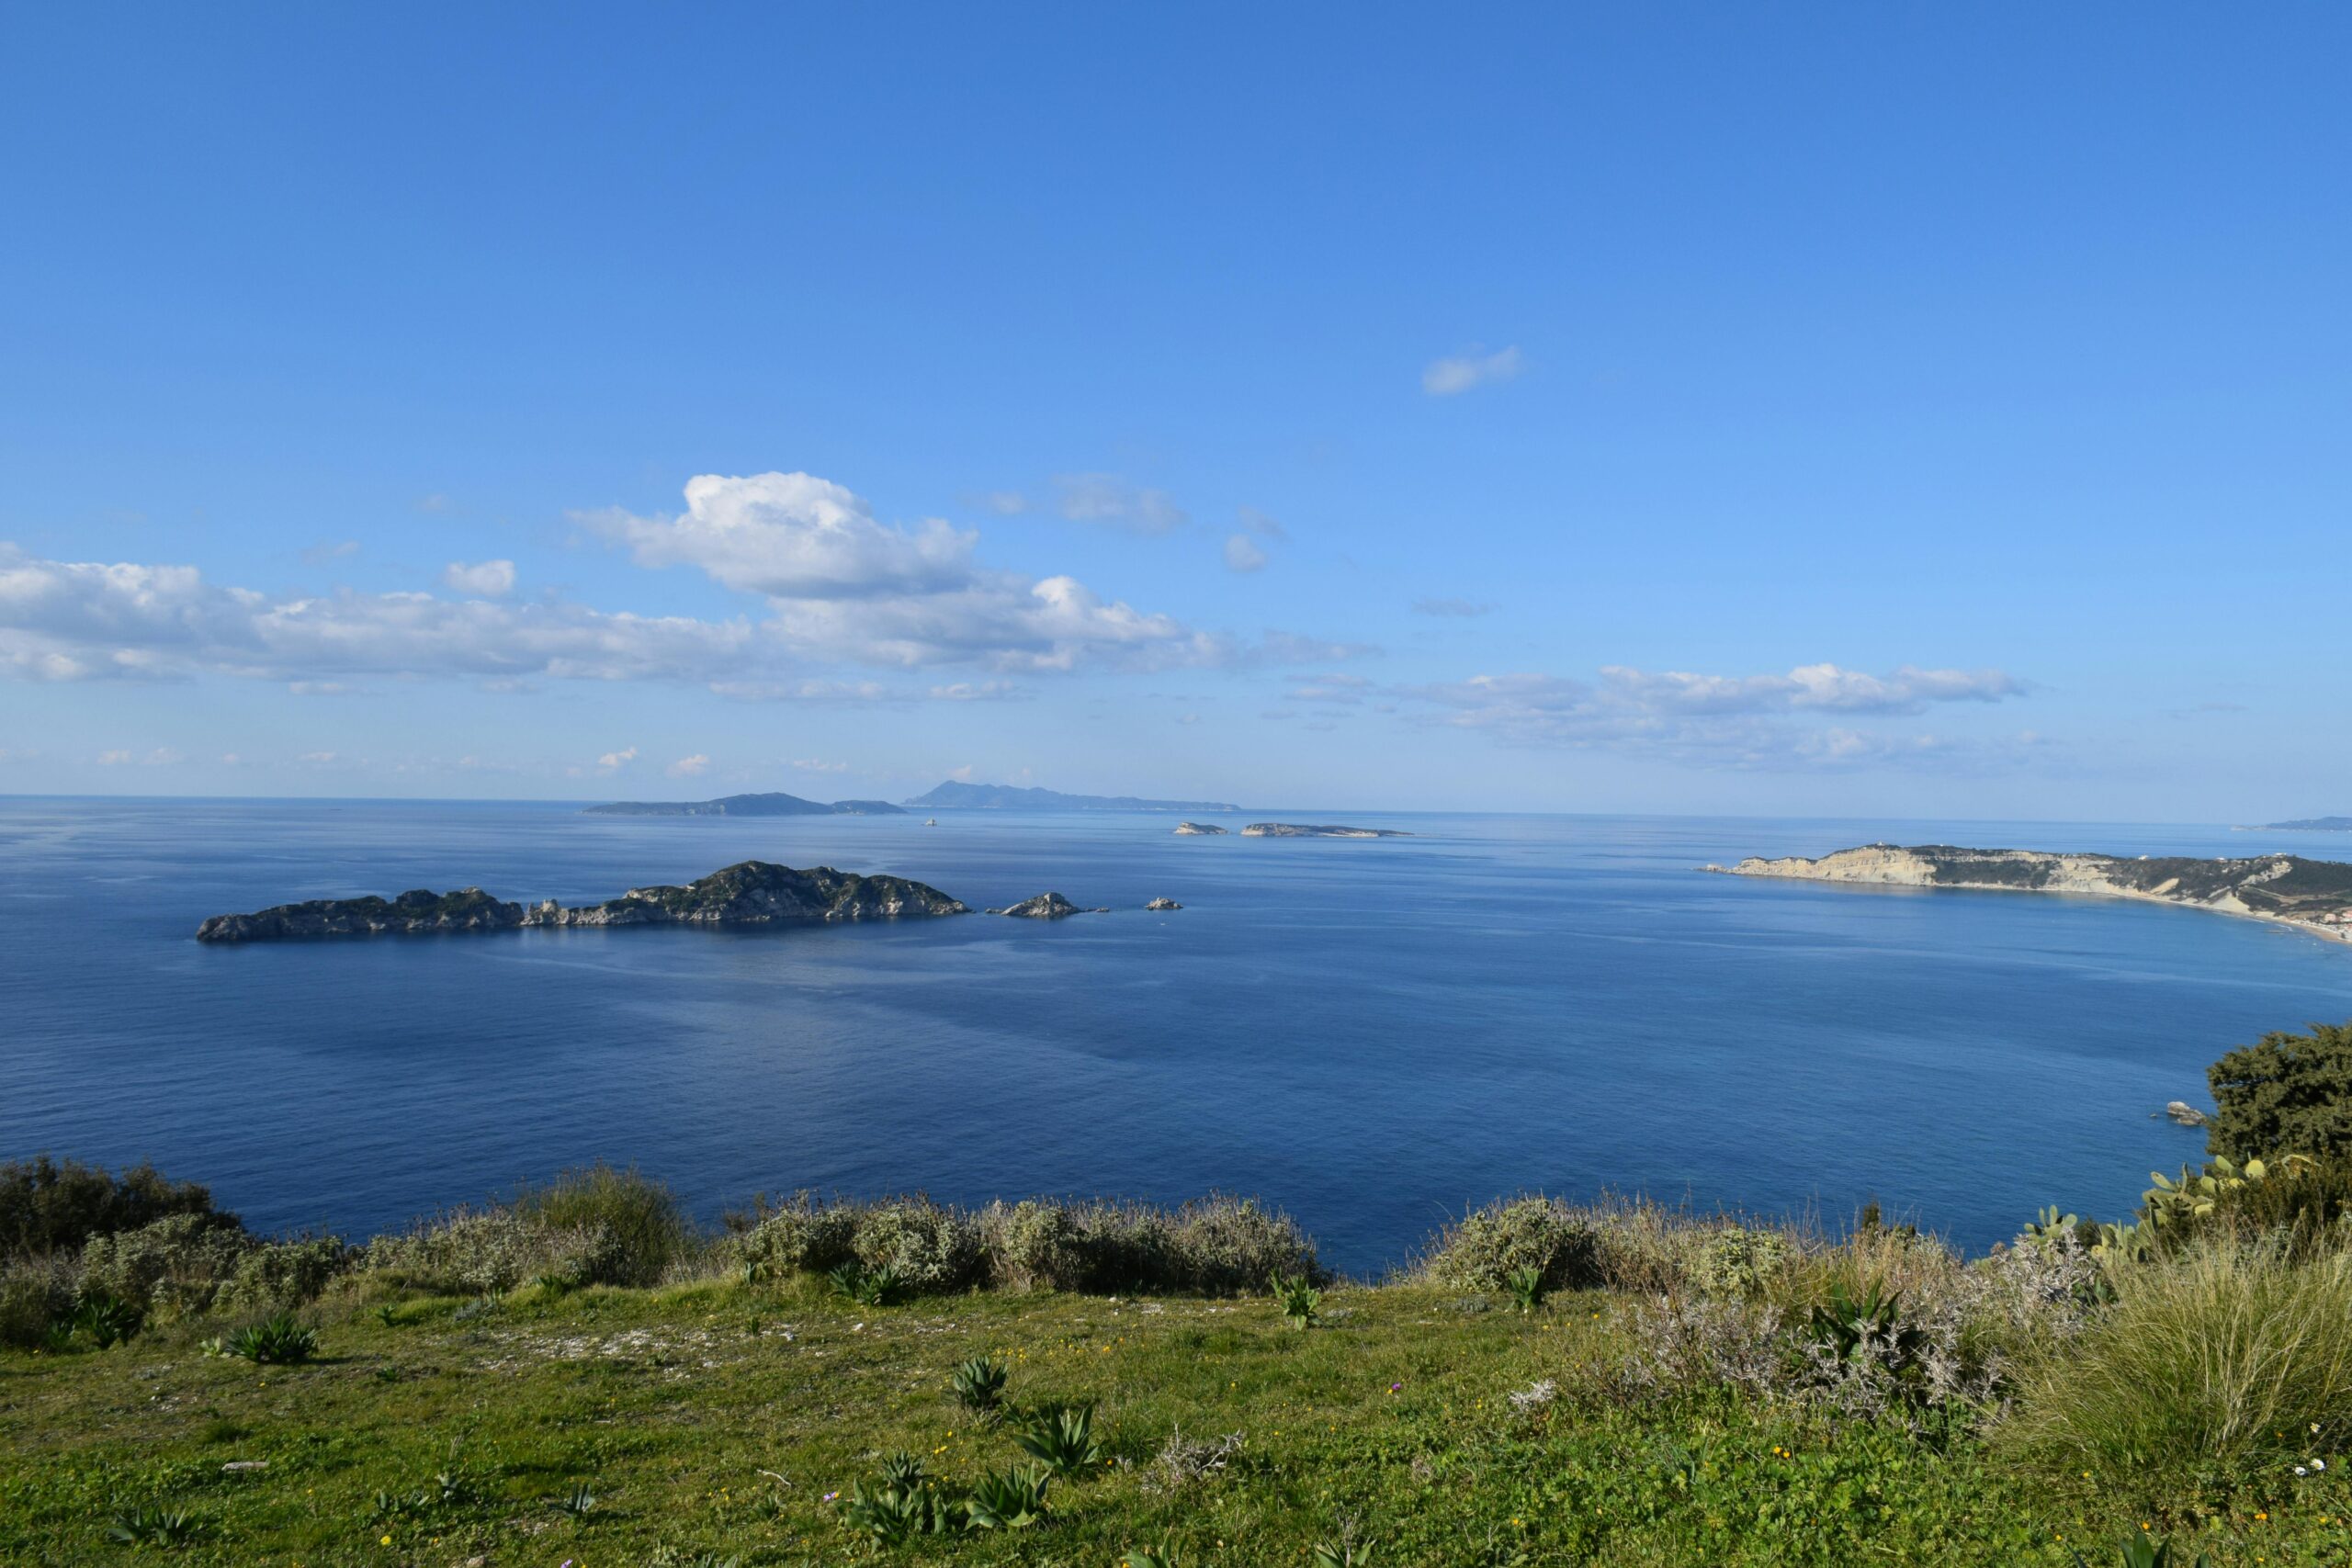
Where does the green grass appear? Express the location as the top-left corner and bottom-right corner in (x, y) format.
(6, 1274), (2348, 1567)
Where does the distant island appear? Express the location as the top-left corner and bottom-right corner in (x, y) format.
(1240, 823), (1413, 839)
(2245, 817), (2352, 832)
(904, 781), (1242, 813)
(1172, 822), (1227, 835)
(196, 861), (967, 942)
(1711, 843), (2352, 945)
(583, 792), (903, 818)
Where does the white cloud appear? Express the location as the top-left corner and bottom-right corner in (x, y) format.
(96, 749), (132, 765)
(300, 540), (361, 566)
(1052, 474), (1188, 536)
(668, 753), (710, 778)
(1223, 534), (1267, 574)
(596, 746), (638, 773)
(444, 559), (516, 598)
(1422, 345), (1523, 397)
(582, 471), (975, 599)
(976, 491), (1030, 516)
(1406, 661), (2033, 769)
(298, 750), (340, 764)
(789, 758), (850, 773)
(415, 493), (452, 513)
(1235, 505), (1287, 541)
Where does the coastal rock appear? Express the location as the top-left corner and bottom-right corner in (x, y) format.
(988, 892), (1087, 919)
(2166, 1100), (2213, 1127)
(528, 862), (967, 927)
(196, 887), (525, 943)
(1239, 823), (1413, 839)
(1712, 844), (2352, 944)
(1172, 822), (1227, 836)
(1145, 897), (1182, 910)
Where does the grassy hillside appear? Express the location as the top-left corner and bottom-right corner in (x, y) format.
(8, 1179), (2352, 1565)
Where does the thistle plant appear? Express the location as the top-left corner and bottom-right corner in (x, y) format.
(1272, 1269), (1322, 1329)
(1504, 1263), (1547, 1314)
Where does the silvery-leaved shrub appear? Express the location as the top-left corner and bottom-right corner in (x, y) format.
(361, 1209), (627, 1295)
(738, 1198), (858, 1280)
(852, 1201), (981, 1294)
(1688, 1226), (1790, 1299)
(0, 1255), (77, 1348)
(75, 1213), (251, 1318)
(220, 1236), (350, 1314)
(1170, 1197), (1317, 1295)
(1422, 1197), (1599, 1293)
(980, 1201), (1091, 1292)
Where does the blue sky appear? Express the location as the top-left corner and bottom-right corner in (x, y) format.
(2, 4), (2346, 816)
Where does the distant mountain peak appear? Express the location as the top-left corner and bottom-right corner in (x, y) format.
(903, 780), (1241, 814)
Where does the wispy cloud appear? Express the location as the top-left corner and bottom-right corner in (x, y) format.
(1412, 596), (1494, 618)
(444, 559), (516, 598)
(1422, 345), (1522, 397)
(1223, 534), (1267, 573)
(1052, 473), (1188, 536)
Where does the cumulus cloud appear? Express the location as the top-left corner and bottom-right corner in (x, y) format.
(1406, 660), (2034, 769)
(1223, 534), (1267, 573)
(667, 753), (710, 778)
(444, 559), (516, 598)
(596, 746), (638, 773)
(0, 470), (1354, 694)
(1052, 474), (1188, 535)
(1422, 345), (1522, 397)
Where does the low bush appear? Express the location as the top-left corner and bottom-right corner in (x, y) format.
(75, 1213), (251, 1318)
(0, 1254), (77, 1348)
(851, 1201), (981, 1294)
(513, 1164), (694, 1287)
(0, 1156), (222, 1260)
(359, 1207), (628, 1294)
(1688, 1226), (1790, 1299)
(220, 1235), (350, 1314)
(737, 1197), (857, 1280)
(1419, 1197), (1600, 1293)
(978, 1200), (1091, 1292)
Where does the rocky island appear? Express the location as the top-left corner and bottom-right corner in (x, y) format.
(987, 892), (1109, 919)
(1240, 823), (1413, 839)
(1710, 844), (2352, 945)
(582, 792), (903, 817)
(198, 861), (967, 942)
(1172, 822), (1227, 835)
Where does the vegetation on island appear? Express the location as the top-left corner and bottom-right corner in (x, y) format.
(12, 1022), (2352, 1563)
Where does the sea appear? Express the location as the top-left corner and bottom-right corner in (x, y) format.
(6, 797), (2350, 1277)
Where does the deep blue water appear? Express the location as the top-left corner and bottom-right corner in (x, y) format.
(5, 798), (2351, 1275)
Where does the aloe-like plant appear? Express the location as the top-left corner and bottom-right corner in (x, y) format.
(876, 1451), (927, 1493)
(1272, 1269), (1322, 1329)
(1012, 1403), (1102, 1475)
(226, 1313), (317, 1365)
(839, 1476), (965, 1541)
(1504, 1263), (1547, 1314)
(1315, 1539), (1379, 1567)
(826, 1261), (903, 1306)
(952, 1353), (1010, 1414)
(554, 1480), (599, 1517)
(73, 1288), (142, 1349)
(1124, 1545), (1184, 1568)
(106, 1506), (201, 1548)
(963, 1463), (1051, 1529)
(1806, 1281), (1914, 1366)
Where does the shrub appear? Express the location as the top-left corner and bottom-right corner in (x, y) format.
(222, 1312), (318, 1364)
(2208, 1021), (2352, 1159)
(1688, 1226), (1791, 1299)
(1170, 1198), (1318, 1295)
(1272, 1269), (1322, 1328)
(75, 1213), (251, 1317)
(980, 1200), (1091, 1292)
(0, 1254), (76, 1348)
(0, 1156), (221, 1260)
(1420, 1197), (1599, 1293)
(851, 1201), (981, 1294)
(514, 1164), (694, 1287)
(220, 1235), (350, 1314)
(359, 1208), (627, 1295)
(2000, 1237), (2352, 1489)
(737, 1197), (857, 1280)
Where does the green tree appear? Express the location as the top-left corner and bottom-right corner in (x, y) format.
(2209, 1021), (2352, 1159)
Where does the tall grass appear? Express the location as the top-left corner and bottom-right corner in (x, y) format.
(1999, 1235), (2352, 1481)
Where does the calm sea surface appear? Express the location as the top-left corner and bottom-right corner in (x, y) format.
(5, 798), (2350, 1274)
